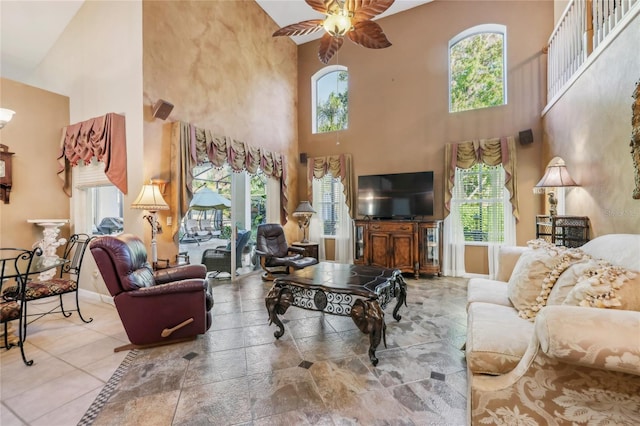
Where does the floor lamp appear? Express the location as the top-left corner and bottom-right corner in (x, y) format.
(131, 182), (169, 268)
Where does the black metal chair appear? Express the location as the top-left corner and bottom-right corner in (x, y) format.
(17, 234), (94, 336)
(201, 229), (252, 277)
(1, 247), (40, 366)
(255, 223), (318, 280)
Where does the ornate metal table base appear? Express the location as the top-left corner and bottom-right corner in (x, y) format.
(265, 263), (407, 366)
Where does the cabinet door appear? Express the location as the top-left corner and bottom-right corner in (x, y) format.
(390, 234), (414, 271)
(369, 232), (391, 268)
(353, 221), (366, 264)
(418, 221), (443, 275)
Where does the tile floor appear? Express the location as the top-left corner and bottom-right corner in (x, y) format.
(1, 271), (469, 426)
(1, 292), (129, 426)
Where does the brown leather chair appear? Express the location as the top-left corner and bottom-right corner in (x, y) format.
(90, 234), (213, 351)
(255, 223), (318, 280)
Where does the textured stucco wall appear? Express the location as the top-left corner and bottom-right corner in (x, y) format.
(143, 0), (298, 257)
(543, 12), (640, 237)
(297, 0), (553, 274)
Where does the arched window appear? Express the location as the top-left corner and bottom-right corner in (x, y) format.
(311, 65), (348, 134)
(449, 24), (507, 113)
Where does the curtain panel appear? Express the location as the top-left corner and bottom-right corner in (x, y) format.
(57, 113), (127, 196)
(444, 136), (519, 221)
(170, 122), (288, 237)
(306, 154), (355, 219)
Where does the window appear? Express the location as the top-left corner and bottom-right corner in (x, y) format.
(449, 24), (506, 113)
(453, 163), (505, 243)
(316, 174), (341, 236)
(74, 161), (124, 235)
(311, 65), (348, 134)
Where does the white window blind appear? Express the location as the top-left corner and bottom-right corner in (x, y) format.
(74, 160), (110, 188)
(453, 163), (505, 243)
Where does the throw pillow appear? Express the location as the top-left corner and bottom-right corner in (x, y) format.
(508, 239), (568, 313)
(563, 265), (640, 311)
(546, 256), (601, 305)
(516, 247), (588, 320)
(496, 246), (528, 282)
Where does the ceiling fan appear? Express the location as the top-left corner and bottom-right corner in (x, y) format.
(273, 0), (395, 64)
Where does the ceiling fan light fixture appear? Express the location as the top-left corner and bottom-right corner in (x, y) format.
(323, 13), (352, 37)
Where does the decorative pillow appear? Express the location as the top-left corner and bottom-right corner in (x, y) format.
(496, 246), (528, 282)
(563, 265), (640, 311)
(508, 239), (569, 312)
(517, 247), (588, 320)
(546, 256), (602, 305)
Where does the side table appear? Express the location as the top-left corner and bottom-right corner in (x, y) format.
(292, 241), (319, 261)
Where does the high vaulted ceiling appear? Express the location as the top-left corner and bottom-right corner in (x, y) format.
(0, 0), (431, 83)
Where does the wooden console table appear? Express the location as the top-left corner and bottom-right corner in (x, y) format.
(353, 219), (443, 277)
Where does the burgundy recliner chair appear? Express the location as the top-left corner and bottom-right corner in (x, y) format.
(90, 234), (213, 351)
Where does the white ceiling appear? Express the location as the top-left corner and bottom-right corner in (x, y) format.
(0, 0), (431, 82)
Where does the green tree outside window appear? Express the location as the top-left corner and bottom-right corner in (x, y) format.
(316, 70), (348, 132)
(450, 32), (505, 113)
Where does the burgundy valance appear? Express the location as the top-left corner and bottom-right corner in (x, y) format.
(57, 113), (127, 196)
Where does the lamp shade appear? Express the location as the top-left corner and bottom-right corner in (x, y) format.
(131, 184), (169, 211)
(535, 162), (578, 188)
(0, 108), (15, 129)
(293, 201), (316, 216)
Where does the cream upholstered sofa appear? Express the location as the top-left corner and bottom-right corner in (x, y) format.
(465, 234), (640, 425)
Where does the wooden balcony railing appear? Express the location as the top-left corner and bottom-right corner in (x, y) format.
(546, 0), (639, 105)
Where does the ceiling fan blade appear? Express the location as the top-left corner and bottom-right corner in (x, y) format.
(347, 20), (392, 49)
(306, 0), (331, 14)
(273, 19), (324, 37)
(347, 0), (395, 21)
(318, 33), (344, 64)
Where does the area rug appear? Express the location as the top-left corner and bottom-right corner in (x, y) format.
(77, 349), (139, 426)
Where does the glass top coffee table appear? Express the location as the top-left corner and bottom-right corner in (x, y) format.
(265, 262), (408, 366)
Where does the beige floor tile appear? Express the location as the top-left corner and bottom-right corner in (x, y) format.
(56, 335), (128, 368)
(0, 275), (470, 425)
(0, 351), (76, 398)
(30, 387), (102, 426)
(0, 402), (26, 426)
(5, 369), (103, 422)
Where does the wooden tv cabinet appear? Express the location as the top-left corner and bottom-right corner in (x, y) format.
(353, 219), (443, 278)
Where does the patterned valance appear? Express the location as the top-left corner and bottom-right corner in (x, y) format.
(444, 136), (519, 221)
(307, 154), (355, 219)
(171, 122), (288, 237)
(57, 113), (127, 196)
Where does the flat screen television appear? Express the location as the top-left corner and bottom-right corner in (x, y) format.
(358, 171), (434, 219)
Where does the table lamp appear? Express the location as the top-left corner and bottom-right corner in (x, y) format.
(131, 182), (169, 268)
(293, 201), (316, 243)
(535, 159), (578, 216)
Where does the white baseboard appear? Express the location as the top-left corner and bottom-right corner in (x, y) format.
(78, 288), (114, 306)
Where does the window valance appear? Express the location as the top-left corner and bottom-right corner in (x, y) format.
(307, 154), (355, 219)
(57, 113), (127, 196)
(444, 136), (519, 220)
(171, 122), (289, 236)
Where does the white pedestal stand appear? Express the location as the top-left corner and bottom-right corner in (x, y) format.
(27, 219), (69, 281)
